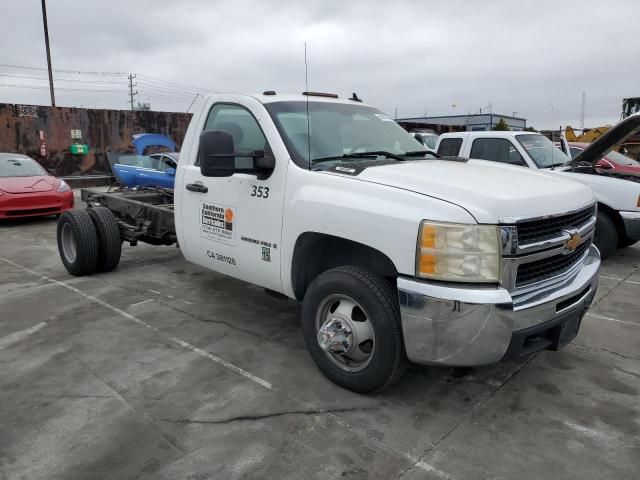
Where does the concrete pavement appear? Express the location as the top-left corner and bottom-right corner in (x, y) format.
(0, 200), (639, 479)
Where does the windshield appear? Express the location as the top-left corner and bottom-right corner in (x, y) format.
(515, 134), (571, 168)
(264, 101), (427, 166)
(420, 134), (438, 149)
(0, 157), (47, 177)
(606, 150), (640, 166)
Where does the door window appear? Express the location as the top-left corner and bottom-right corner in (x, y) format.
(569, 147), (583, 159)
(437, 138), (463, 156)
(202, 104), (270, 169)
(470, 138), (526, 166)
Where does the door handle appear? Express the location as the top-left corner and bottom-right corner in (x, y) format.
(186, 183), (208, 193)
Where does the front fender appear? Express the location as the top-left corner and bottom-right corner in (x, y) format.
(280, 167), (477, 297)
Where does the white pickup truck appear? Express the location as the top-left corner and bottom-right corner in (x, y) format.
(56, 92), (601, 393)
(435, 115), (640, 259)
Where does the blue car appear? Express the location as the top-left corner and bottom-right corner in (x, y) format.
(111, 152), (179, 188)
(110, 134), (179, 189)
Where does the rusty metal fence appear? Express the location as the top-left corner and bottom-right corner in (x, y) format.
(0, 103), (192, 176)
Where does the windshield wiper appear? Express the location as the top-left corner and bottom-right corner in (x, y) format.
(312, 151), (407, 164)
(404, 150), (440, 158)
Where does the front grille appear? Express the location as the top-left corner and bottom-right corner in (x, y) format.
(516, 239), (590, 287)
(516, 206), (595, 244)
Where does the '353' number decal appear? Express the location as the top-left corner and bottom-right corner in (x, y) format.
(251, 185), (269, 198)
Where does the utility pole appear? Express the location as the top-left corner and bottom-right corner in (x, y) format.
(40, 0), (55, 106)
(580, 91), (586, 130)
(128, 74), (138, 111)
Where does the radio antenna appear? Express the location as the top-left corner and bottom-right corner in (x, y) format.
(305, 42), (311, 170)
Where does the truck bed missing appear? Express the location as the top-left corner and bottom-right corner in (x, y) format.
(81, 186), (177, 245)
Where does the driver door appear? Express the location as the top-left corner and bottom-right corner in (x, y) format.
(179, 99), (287, 292)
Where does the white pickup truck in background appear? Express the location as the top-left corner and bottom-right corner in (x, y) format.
(57, 92), (601, 393)
(435, 114), (640, 259)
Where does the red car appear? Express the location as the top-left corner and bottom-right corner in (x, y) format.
(568, 142), (640, 174)
(0, 153), (74, 219)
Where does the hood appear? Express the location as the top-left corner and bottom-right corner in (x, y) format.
(355, 160), (594, 223)
(0, 175), (55, 194)
(571, 112), (640, 166)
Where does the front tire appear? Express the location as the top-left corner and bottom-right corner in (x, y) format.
(618, 234), (638, 249)
(302, 266), (407, 393)
(594, 211), (618, 260)
(57, 209), (98, 276)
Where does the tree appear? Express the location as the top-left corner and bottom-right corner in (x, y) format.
(523, 126), (538, 132)
(493, 118), (509, 131)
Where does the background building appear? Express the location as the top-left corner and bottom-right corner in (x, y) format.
(397, 113), (527, 133)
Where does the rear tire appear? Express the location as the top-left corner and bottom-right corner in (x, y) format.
(302, 266), (407, 393)
(57, 209), (98, 276)
(88, 207), (122, 272)
(594, 211), (618, 260)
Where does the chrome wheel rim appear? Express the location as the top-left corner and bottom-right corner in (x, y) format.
(315, 294), (375, 372)
(60, 223), (77, 263)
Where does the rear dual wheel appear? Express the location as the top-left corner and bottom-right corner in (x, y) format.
(57, 208), (121, 276)
(88, 207), (122, 272)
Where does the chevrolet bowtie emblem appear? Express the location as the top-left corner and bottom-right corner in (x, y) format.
(564, 232), (582, 252)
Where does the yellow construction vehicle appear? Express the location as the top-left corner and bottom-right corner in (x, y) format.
(565, 125), (611, 142)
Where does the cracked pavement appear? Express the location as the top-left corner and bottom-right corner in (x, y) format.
(1, 192), (639, 480)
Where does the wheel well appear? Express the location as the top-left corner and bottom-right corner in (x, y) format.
(291, 232), (398, 300)
(598, 202), (626, 239)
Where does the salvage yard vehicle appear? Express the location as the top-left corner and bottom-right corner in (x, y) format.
(566, 142), (640, 175)
(57, 92), (601, 393)
(110, 152), (178, 188)
(0, 153), (74, 219)
(412, 131), (439, 151)
(436, 113), (640, 258)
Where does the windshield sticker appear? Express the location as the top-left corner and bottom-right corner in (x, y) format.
(374, 113), (394, 122)
(200, 201), (236, 245)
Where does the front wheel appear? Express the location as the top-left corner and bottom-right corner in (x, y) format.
(302, 266), (407, 393)
(618, 234), (638, 249)
(594, 211), (618, 260)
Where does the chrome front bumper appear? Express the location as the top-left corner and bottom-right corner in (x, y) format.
(620, 211), (640, 240)
(398, 244), (600, 366)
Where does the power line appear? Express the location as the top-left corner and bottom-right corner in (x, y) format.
(0, 63), (127, 76)
(137, 81), (200, 97)
(136, 73), (212, 92)
(0, 83), (127, 92)
(0, 73), (123, 85)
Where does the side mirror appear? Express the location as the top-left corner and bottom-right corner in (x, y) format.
(199, 130), (235, 177)
(253, 149), (276, 170)
(165, 167), (176, 176)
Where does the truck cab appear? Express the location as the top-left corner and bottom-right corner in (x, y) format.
(60, 92), (602, 393)
(435, 124), (640, 259)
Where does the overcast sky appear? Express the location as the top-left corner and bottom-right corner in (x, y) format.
(2, 0), (639, 129)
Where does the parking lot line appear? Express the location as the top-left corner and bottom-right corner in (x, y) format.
(129, 298), (154, 307)
(0, 257), (274, 391)
(0, 321), (47, 350)
(586, 312), (639, 326)
(0, 257), (451, 477)
(599, 274), (640, 285)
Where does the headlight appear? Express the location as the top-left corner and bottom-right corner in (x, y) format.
(57, 180), (70, 192)
(416, 221), (501, 282)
